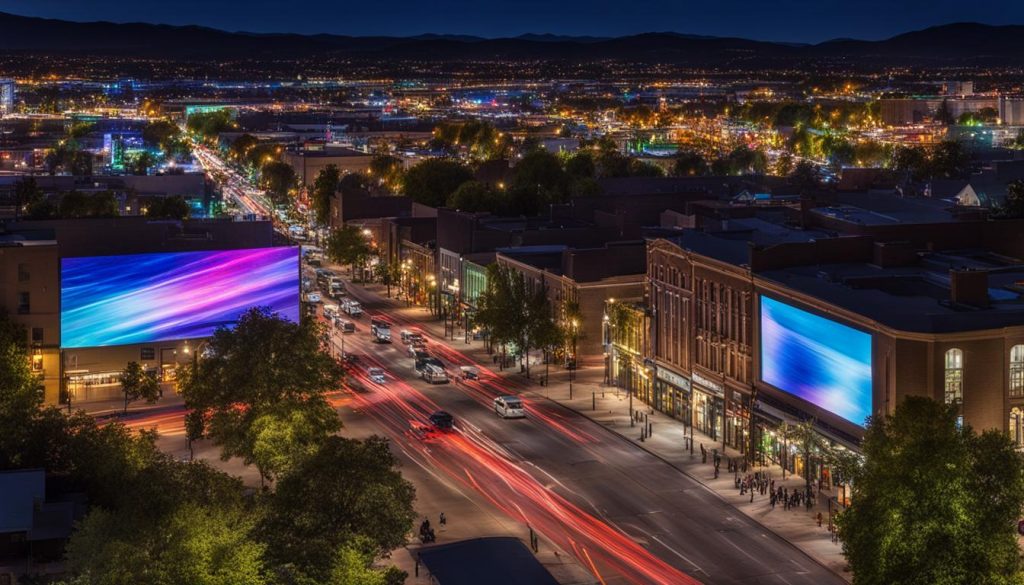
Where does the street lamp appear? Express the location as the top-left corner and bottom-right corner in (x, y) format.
(569, 319), (578, 400)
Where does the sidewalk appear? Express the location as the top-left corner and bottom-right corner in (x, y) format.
(350, 280), (853, 583)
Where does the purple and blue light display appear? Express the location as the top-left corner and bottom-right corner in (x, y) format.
(759, 296), (873, 426)
(61, 247), (299, 349)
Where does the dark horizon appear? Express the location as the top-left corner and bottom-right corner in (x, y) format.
(1, 1), (1023, 44)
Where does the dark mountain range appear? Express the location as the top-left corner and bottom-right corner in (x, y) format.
(0, 11), (1021, 65)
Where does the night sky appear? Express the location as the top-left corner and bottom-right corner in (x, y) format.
(2, 0), (1023, 43)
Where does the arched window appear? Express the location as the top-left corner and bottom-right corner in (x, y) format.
(1011, 345), (1024, 398)
(944, 348), (963, 405)
(1011, 408), (1024, 448)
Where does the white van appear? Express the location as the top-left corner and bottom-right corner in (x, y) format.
(494, 395), (525, 419)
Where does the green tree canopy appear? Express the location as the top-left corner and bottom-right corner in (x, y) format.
(837, 396), (1024, 585)
(312, 164), (340, 225)
(260, 436), (416, 581)
(673, 150), (709, 176)
(178, 307), (342, 482)
(447, 180), (504, 212)
(119, 360), (160, 415)
(325, 224), (373, 271)
(369, 154), (405, 192)
(186, 109), (236, 141)
(260, 161), (297, 205)
(402, 158), (474, 207)
(145, 196), (191, 220)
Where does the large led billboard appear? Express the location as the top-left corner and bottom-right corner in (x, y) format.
(759, 296), (873, 426)
(61, 247), (299, 349)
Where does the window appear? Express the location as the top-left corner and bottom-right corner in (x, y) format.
(1011, 408), (1024, 448)
(16, 292), (29, 314)
(31, 327), (43, 345)
(944, 348), (963, 405)
(1011, 345), (1024, 398)
(17, 263), (29, 282)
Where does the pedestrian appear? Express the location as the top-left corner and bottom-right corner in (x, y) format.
(440, 512), (446, 527)
(701, 443), (707, 464)
(817, 512), (823, 527)
(770, 479), (775, 493)
(749, 488), (754, 503)
(770, 492), (776, 509)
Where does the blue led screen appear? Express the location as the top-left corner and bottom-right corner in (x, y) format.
(759, 296), (873, 426)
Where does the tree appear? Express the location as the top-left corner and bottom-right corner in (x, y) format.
(928, 140), (971, 180)
(251, 406), (339, 481)
(66, 504), (268, 585)
(673, 150), (708, 176)
(891, 145), (929, 180)
(0, 311), (42, 421)
(14, 177), (44, 218)
(564, 151), (596, 179)
(627, 159), (665, 177)
(260, 161), (297, 205)
(228, 134), (260, 162)
(145, 196), (190, 220)
(788, 160), (821, 193)
(326, 225), (372, 277)
(178, 308), (342, 483)
(184, 409), (205, 461)
(402, 158), (473, 207)
(260, 436), (416, 581)
(312, 164), (340, 225)
(369, 154), (404, 192)
(508, 149), (570, 214)
(447, 180), (503, 212)
(119, 361), (159, 415)
(186, 109), (235, 141)
(837, 397), (1024, 585)
(126, 151), (156, 176)
(994, 181), (1024, 219)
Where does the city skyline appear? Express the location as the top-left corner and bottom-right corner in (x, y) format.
(2, 0), (1024, 43)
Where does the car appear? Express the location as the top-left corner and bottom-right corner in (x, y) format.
(368, 368), (386, 384)
(305, 292), (322, 304)
(400, 330), (413, 344)
(336, 318), (356, 333)
(428, 411), (454, 431)
(412, 349), (430, 361)
(408, 332), (425, 345)
(459, 366), (480, 380)
(421, 363), (448, 384)
(494, 395), (525, 419)
(408, 343), (427, 358)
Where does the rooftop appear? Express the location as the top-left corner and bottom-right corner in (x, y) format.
(760, 250), (1024, 333)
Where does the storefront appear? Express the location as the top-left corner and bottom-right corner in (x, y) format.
(725, 390), (751, 455)
(692, 371), (724, 442)
(653, 367), (691, 423)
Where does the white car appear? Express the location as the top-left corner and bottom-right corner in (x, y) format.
(368, 368), (386, 384)
(305, 292), (322, 304)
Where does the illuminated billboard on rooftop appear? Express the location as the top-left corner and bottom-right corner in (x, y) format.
(759, 295), (873, 427)
(61, 247), (299, 348)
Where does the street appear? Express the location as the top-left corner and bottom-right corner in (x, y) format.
(325, 276), (846, 585)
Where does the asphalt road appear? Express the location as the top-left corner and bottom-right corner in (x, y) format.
(330, 278), (847, 585)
